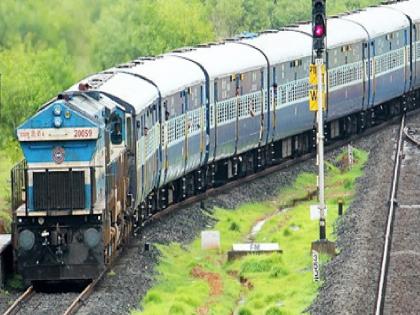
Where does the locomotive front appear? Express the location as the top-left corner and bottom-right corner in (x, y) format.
(13, 98), (106, 282)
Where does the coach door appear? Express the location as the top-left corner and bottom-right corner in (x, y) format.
(183, 84), (205, 175)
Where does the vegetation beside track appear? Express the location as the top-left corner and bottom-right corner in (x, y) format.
(136, 148), (368, 315)
(0, 150), (16, 232)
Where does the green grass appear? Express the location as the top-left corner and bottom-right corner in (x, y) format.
(0, 151), (14, 231)
(135, 147), (368, 315)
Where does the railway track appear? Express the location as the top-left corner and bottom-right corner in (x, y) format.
(375, 113), (420, 314)
(4, 107), (420, 315)
(2, 270), (105, 315)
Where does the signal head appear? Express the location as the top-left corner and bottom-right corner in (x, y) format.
(312, 0), (327, 55)
(313, 23), (325, 38)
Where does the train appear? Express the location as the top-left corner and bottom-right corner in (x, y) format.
(10, 0), (420, 282)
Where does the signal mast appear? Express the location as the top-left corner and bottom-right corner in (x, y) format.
(310, 0), (335, 256)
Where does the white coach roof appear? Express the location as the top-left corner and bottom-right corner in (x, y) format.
(343, 6), (410, 38)
(387, 0), (420, 24)
(67, 72), (159, 114)
(98, 72), (158, 113)
(296, 17), (368, 48)
(171, 42), (267, 79)
(241, 30), (312, 64)
(110, 55), (205, 98)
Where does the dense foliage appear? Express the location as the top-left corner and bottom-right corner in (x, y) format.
(0, 0), (381, 144)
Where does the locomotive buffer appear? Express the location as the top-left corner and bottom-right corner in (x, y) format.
(310, 0), (336, 257)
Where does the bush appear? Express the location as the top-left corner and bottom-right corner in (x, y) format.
(269, 265), (288, 278)
(229, 221), (240, 231)
(240, 254), (283, 275)
(239, 307), (253, 315)
(144, 291), (162, 304)
(265, 307), (282, 315)
(283, 228), (291, 237)
(168, 303), (186, 314)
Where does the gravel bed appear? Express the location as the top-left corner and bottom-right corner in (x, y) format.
(0, 291), (20, 314)
(17, 292), (79, 315)
(309, 112), (420, 314)
(382, 126), (420, 314)
(76, 145), (361, 314)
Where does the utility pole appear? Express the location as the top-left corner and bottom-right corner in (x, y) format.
(310, 0), (335, 257)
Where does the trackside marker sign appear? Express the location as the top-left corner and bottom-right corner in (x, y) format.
(312, 250), (320, 282)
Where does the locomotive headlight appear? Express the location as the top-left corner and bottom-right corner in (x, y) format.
(84, 228), (100, 248)
(53, 104), (62, 116)
(54, 116), (63, 128)
(19, 229), (35, 251)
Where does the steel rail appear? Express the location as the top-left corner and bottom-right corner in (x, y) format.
(3, 285), (34, 315)
(63, 269), (107, 315)
(374, 114), (406, 315)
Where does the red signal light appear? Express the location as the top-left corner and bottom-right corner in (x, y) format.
(314, 24), (325, 38)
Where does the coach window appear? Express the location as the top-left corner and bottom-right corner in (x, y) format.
(164, 93), (183, 118)
(218, 76), (237, 101)
(163, 100), (169, 121)
(110, 113), (123, 145)
(187, 85), (201, 110)
(242, 70), (261, 93)
(126, 116), (133, 152)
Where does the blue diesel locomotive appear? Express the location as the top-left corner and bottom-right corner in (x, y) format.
(11, 0), (420, 282)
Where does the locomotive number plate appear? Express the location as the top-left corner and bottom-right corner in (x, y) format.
(17, 128), (99, 141)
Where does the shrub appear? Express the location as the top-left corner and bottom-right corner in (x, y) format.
(239, 307), (253, 315)
(144, 291), (162, 304)
(283, 228), (291, 237)
(269, 266), (288, 278)
(229, 221), (240, 231)
(168, 303), (185, 314)
(265, 307), (282, 315)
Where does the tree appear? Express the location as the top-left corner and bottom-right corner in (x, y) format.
(0, 44), (75, 135)
(92, 0), (214, 69)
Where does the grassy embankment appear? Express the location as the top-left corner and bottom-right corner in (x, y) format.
(0, 138), (22, 231)
(135, 147), (368, 315)
(0, 151), (14, 230)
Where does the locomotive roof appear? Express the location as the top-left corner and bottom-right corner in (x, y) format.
(241, 30), (312, 64)
(343, 6), (410, 38)
(387, 0), (420, 24)
(296, 17), (368, 48)
(171, 42), (267, 79)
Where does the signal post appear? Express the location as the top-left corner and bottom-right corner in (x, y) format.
(310, 0), (336, 258)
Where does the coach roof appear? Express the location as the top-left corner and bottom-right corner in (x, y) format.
(109, 55), (205, 98)
(171, 42), (267, 79)
(387, 0), (420, 24)
(343, 6), (410, 38)
(241, 30), (312, 64)
(296, 17), (368, 49)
